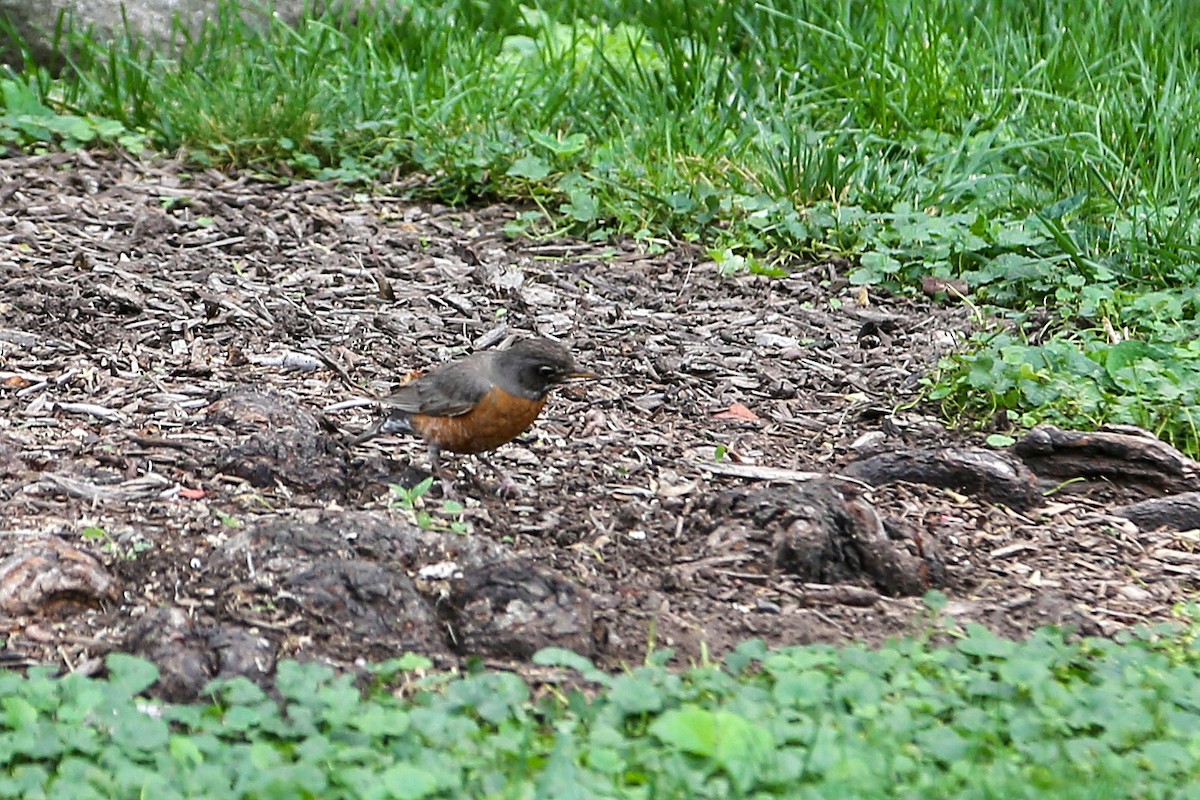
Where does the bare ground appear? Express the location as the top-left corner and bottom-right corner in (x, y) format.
(1, 151), (1197, 693)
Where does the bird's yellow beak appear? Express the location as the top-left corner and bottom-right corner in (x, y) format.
(567, 370), (601, 381)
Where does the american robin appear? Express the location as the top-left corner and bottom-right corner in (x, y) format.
(351, 337), (597, 493)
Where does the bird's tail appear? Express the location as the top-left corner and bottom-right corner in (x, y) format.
(348, 413), (415, 446)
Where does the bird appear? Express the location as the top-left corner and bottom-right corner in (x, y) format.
(350, 337), (597, 494)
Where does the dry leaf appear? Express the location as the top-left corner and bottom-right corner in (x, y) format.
(921, 275), (970, 300)
(712, 402), (760, 422)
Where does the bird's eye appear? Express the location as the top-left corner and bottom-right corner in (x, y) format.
(538, 364), (557, 377)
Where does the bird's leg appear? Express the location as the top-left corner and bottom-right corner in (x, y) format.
(474, 454), (520, 498)
(428, 444), (458, 499)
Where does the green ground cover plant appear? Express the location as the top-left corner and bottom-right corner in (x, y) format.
(5, 0), (1200, 449)
(2, 617), (1200, 799)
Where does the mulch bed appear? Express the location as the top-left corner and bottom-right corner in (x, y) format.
(1, 151), (1196, 695)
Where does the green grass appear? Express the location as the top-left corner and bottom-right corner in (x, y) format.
(4, 0), (1200, 449)
(3, 619), (1200, 798)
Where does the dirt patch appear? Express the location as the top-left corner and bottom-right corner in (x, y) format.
(1, 152), (1196, 690)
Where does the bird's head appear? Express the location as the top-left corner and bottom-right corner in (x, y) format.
(502, 338), (599, 397)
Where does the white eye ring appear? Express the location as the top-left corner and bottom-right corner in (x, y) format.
(538, 365), (557, 377)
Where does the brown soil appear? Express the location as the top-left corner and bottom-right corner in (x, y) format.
(1, 152), (1196, 693)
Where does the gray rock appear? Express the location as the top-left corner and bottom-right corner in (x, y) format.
(1, 0), (361, 71)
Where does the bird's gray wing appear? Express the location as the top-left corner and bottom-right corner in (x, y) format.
(379, 356), (496, 418)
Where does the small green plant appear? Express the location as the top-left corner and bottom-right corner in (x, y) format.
(389, 478), (470, 535)
(80, 525), (108, 545)
(0, 72), (145, 152)
(214, 511), (243, 529)
(389, 476), (435, 525)
(909, 588), (965, 643)
(80, 525), (151, 560)
(439, 499), (469, 535)
(708, 247), (787, 278)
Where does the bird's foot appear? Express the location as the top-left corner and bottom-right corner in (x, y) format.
(437, 475), (460, 500)
(472, 455), (524, 498)
(495, 475), (523, 499)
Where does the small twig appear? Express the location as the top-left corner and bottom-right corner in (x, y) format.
(308, 348), (360, 392)
(251, 352), (322, 372)
(697, 461), (874, 489)
(31, 473), (172, 503)
(714, 570), (770, 584)
(55, 402), (129, 424)
(124, 434), (199, 452)
(775, 582), (882, 607)
(696, 461), (824, 482)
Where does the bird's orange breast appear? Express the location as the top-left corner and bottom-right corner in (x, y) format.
(410, 389), (548, 454)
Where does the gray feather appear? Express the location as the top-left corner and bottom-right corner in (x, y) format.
(379, 354), (498, 417)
